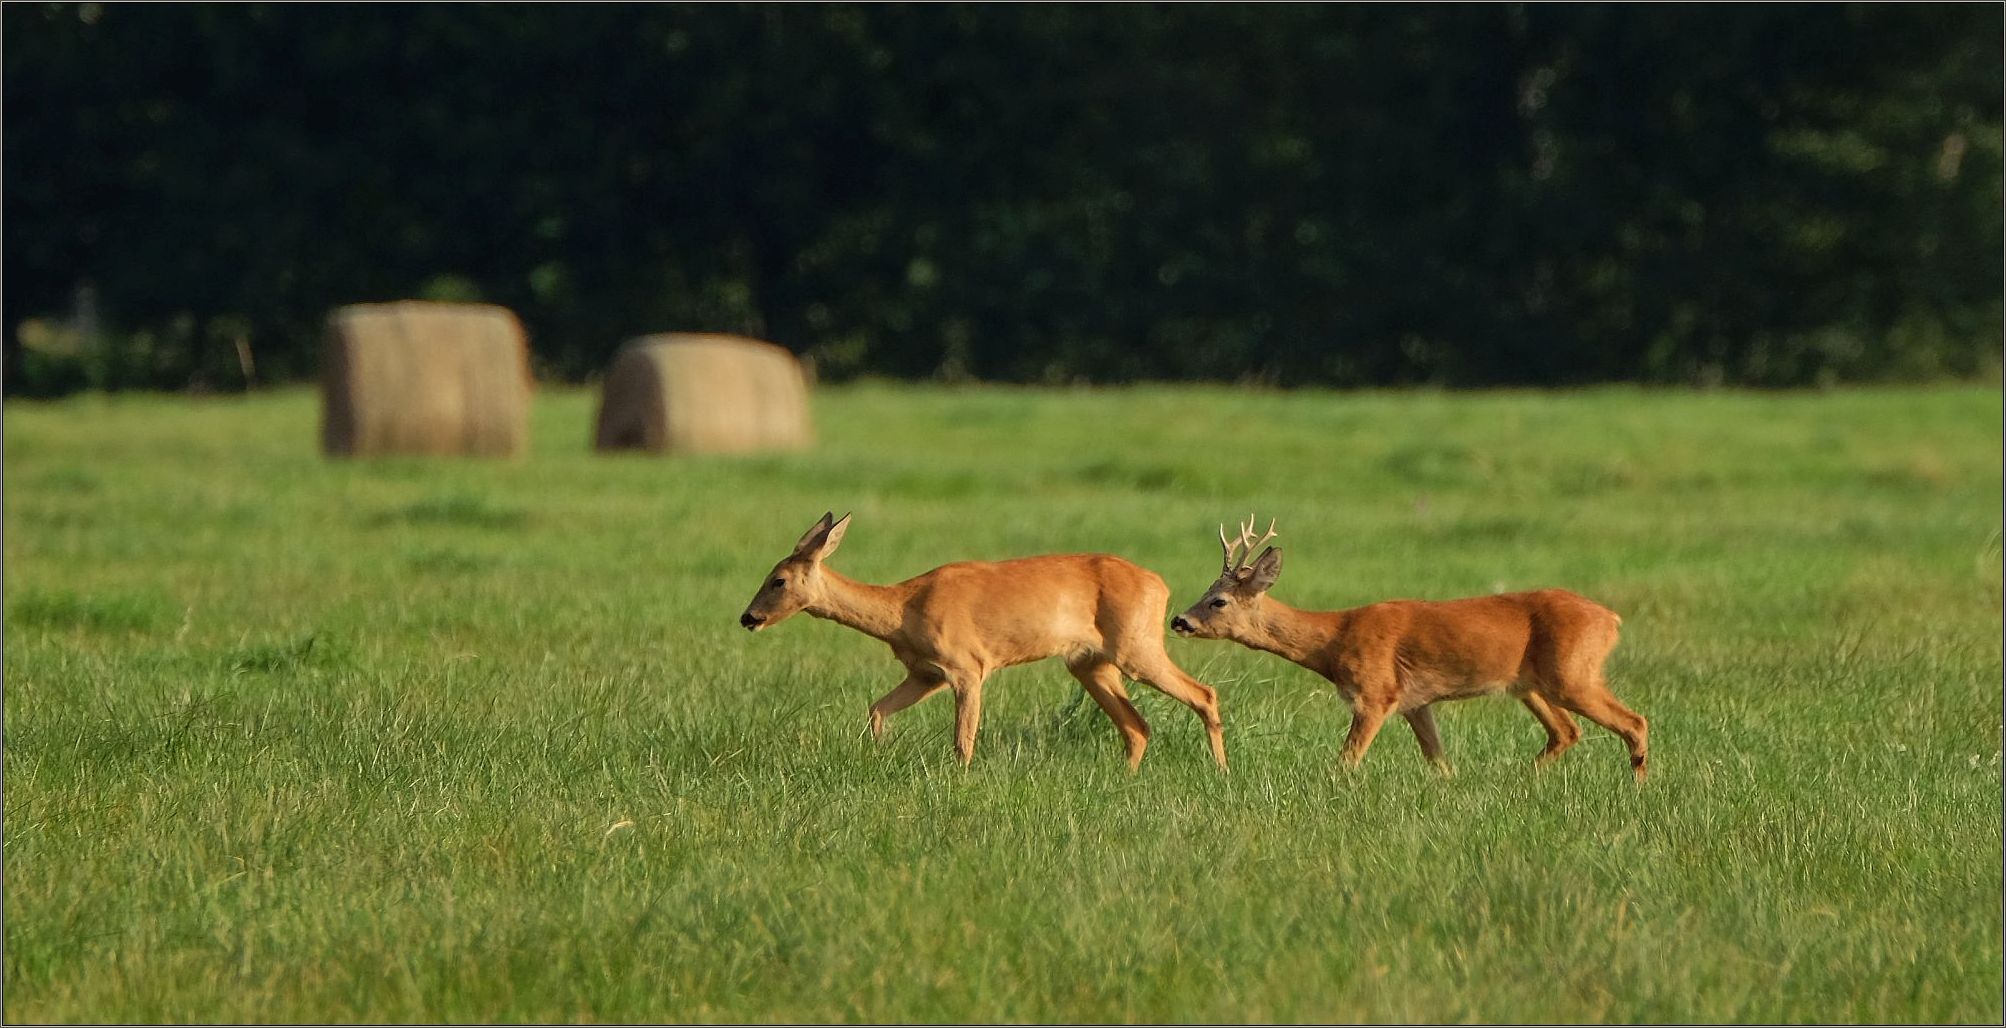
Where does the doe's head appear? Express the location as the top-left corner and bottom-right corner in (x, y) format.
(740, 511), (850, 632)
(1171, 515), (1282, 640)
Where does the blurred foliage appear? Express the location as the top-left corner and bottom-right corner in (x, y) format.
(5, 4), (2000, 393)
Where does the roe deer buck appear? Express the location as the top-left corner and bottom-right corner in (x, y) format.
(739, 512), (1228, 770)
(1171, 517), (1648, 777)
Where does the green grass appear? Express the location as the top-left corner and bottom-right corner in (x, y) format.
(4, 383), (2000, 1022)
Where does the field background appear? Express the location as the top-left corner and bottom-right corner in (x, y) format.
(4, 384), (2001, 1022)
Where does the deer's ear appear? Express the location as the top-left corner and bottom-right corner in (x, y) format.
(792, 512), (837, 555)
(819, 512), (852, 559)
(801, 512), (852, 562)
(1246, 547), (1283, 593)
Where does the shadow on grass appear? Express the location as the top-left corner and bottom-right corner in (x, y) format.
(7, 589), (176, 633)
(370, 493), (529, 530)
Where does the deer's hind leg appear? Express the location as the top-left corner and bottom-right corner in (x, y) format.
(1537, 619), (1646, 778)
(1118, 648), (1227, 771)
(1519, 691), (1582, 767)
(1067, 658), (1151, 771)
(1547, 682), (1648, 779)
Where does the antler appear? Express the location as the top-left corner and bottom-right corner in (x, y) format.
(1219, 513), (1279, 572)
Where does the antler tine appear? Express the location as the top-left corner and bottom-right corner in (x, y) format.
(1220, 514), (1279, 573)
(1245, 517), (1279, 557)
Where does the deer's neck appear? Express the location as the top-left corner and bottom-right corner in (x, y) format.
(808, 568), (908, 642)
(1243, 597), (1345, 669)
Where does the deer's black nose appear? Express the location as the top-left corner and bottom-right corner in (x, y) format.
(1171, 616), (1193, 635)
(740, 612), (765, 630)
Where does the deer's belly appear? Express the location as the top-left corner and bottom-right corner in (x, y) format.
(906, 625), (1098, 674)
(995, 631), (1101, 669)
(1398, 672), (1516, 708)
(981, 612), (1102, 668)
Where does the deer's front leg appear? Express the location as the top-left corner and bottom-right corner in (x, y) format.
(1403, 705), (1453, 775)
(869, 674), (945, 741)
(1340, 696), (1397, 768)
(950, 674), (987, 766)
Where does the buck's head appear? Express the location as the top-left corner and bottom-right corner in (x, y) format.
(1172, 515), (1282, 640)
(740, 511), (850, 632)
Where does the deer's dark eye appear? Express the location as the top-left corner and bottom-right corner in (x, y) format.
(1210, 597), (1228, 609)
(770, 578), (786, 588)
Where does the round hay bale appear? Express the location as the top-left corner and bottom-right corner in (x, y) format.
(592, 334), (813, 454)
(320, 301), (533, 458)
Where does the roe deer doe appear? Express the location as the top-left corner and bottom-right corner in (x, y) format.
(1171, 517), (1648, 777)
(739, 512), (1228, 770)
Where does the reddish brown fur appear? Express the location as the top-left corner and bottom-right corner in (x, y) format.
(1174, 530), (1646, 776)
(742, 513), (1226, 770)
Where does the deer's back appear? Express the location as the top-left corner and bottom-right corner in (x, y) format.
(1336, 589), (1620, 698)
(899, 554), (1166, 668)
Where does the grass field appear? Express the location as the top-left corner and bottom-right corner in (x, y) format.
(4, 383), (2001, 1022)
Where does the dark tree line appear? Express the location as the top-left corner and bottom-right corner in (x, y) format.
(5, 4), (2000, 394)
